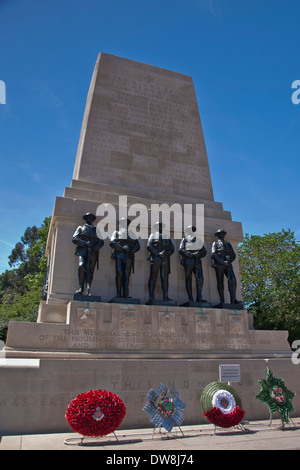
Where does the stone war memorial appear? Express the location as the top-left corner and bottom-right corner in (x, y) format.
(1, 53), (299, 435)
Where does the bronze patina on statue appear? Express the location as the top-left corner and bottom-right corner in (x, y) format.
(72, 212), (104, 301)
(211, 229), (243, 309)
(179, 225), (211, 307)
(146, 221), (176, 305)
(109, 217), (140, 304)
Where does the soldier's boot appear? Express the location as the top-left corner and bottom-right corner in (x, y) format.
(86, 273), (94, 295)
(76, 266), (85, 294)
(148, 280), (156, 303)
(115, 273), (123, 297)
(162, 279), (171, 301)
(228, 277), (239, 304)
(195, 278), (206, 302)
(185, 280), (194, 302)
(123, 280), (130, 298)
(217, 285), (225, 305)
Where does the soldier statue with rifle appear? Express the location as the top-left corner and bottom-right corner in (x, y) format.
(110, 218), (140, 299)
(179, 225), (207, 303)
(72, 212), (104, 296)
(211, 229), (241, 306)
(147, 221), (174, 304)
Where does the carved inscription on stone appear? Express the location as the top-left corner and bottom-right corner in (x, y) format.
(74, 55), (213, 199)
(38, 328), (261, 353)
(33, 305), (275, 355)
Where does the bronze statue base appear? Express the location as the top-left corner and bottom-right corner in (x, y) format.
(73, 294), (102, 302)
(145, 299), (177, 306)
(212, 302), (244, 310)
(109, 297), (140, 304)
(180, 301), (212, 308)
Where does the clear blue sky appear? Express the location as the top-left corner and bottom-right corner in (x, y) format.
(0, 0), (300, 273)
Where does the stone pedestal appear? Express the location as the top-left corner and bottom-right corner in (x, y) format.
(5, 303), (293, 359)
(2, 303), (299, 435)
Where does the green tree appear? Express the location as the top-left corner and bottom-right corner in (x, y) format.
(238, 229), (300, 344)
(8, 225), (39, 267)
(0, 217), (51, 341)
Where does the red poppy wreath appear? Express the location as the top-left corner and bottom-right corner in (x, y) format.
(65, 389), (126, 437)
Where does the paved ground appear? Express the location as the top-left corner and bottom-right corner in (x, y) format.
(1, 418), (300, 451)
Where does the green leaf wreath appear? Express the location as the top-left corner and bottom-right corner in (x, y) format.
(256, 368), (295, 423)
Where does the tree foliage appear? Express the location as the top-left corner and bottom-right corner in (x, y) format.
(0, 217), (51, 341)
(238, 229), (300, 344)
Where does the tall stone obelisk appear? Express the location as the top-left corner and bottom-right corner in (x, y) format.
(72, 53), (214, 200)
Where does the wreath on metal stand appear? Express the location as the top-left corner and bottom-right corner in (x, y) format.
(143, 383), (186, 437)
(200, 381), (246, 431)
(64, 389), (126, 445)
(255, 368), (295, 428)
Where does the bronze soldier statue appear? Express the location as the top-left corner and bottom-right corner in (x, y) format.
(72, 212), (104, 295)
(179, 225), (207, 303)
(147, 221), (174, 303)
(110, 218), (140, 298)
(211, 229), (241, 306)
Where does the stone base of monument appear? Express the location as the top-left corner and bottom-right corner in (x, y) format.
(1, 302), (299, 435)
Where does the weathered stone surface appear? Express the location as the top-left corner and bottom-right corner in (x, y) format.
(0, 356), (299, 434)
(73, 53), (214, 201)
(6, 303), (292, 359)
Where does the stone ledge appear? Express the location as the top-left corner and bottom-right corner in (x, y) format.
(6, 302), (291, 358)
